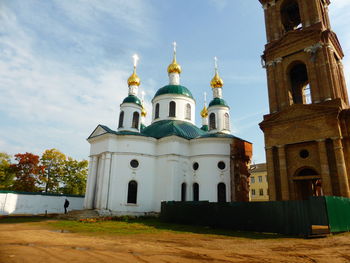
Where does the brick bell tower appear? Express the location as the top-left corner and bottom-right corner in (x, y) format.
(258, 0), (350, 200)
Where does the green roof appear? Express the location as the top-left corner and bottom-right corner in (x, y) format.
(142, 120), (206, 139)
(198, 132), (250, 143)
(201, 125), (209, 131)
(199, 132), (237, 139)
(154, 85), (194, 99)
(88, 125), (150, 139)
(89, 123), (248, 142)
(208, 98), (229, 108)
(122, 95), (142, 106)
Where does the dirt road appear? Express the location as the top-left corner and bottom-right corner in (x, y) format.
(0, 220), (350, 263)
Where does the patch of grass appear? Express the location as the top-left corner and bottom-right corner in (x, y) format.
(47, 217), (285, 239)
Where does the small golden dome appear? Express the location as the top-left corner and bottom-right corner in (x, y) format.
(127, 68), (140, 86)
(141, 104), (147, 117)
(167, 57), (182, 74)
(200, 105), (208, 118)
(210, 71), (224, 88)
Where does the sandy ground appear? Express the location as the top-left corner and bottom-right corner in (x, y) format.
(0, 221), (350, 263)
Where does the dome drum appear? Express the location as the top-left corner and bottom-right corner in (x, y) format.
(152, 95), (195, 125)
(207, 107), (231, 134)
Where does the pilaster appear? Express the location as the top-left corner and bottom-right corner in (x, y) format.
(265, 147), (276, 201)
(84, 156), (98, 209)
(277, 145), (289, 200)
(317, 139), (333, 196)
(100, 153), (112, 209)
(332, 138), (350, 197)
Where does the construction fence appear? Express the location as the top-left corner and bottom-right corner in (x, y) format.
(160, 196), (350, 236)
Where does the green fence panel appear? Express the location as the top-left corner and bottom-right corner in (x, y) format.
(325, 196), (350, 232)
(161, 197), (331, 236)
(307, 197), (329, 226)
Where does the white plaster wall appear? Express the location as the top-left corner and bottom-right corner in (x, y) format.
(0, 193), (84, 215)
(190, 138), (232, 156)
(157, 136), (190, 156)
(107, 153), (157, 214)
(118, 102), (142, 132)
(85, 130), (235, 215)
(152, 94), (196, 124)
(89, 135), (156, 156)
(190, 155), (231, 202)
(208, 106), (230, 134)
(190, 138), (232, 201)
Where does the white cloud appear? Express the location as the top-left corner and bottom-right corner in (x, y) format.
(52, 0), (154, 36)
(0, 1), (155, 160)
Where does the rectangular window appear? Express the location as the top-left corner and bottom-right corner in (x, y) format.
(259, 189), (264, 196)
(258, 176), (263, 183)
(251, 189), (256, 196)
(251, 177), (255, 184)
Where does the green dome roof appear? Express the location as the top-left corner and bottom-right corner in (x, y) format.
(142, 120), (206, 139)
(201, 125), (209, 131)
(154, 85), (194, 99)
(208, 98), (229, 108)
(122, 95), (142, 106)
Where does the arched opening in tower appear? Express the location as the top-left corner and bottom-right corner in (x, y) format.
(289, 63), (311, 104)
(281, 0), (302, 32)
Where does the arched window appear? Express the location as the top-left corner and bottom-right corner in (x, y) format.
(127, 180), (137, 204)
(118, 111), (124, 128)
(281, 0), (302, 32)
(217, 183), (226, 203)
(224, 113), (229, 130)
(193, 183), (199, 201)
(289, 63), (311, 104)
(132, 112), (140, 129)
(181, 183), (187, 201)
(169, 101), (176, 117)
(185, 103), (191, 120)
(209, 113), (216, 130)
(155, 103), (160, 119)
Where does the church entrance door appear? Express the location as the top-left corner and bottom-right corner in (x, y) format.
(293, 168), (321, 200)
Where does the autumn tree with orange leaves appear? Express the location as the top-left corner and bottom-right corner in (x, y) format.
(11, 153), (45, 192)
(0, 149), (87, 194)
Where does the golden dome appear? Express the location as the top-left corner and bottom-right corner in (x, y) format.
(200, 105), (208, 118)
(127, 68), (140, 86)
(210, 71), (224, 88)
(167, 57), (182, 74)
(141, 104), (147, 117)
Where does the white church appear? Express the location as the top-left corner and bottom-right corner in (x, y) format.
(84, 45), (252, 215)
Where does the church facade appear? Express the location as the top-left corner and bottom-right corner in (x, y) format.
(83, 48), (252, 215)
(259, 0), (350, 200)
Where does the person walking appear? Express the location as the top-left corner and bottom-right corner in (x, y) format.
(64, 199), (70, 214)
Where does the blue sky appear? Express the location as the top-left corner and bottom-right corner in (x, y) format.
(1, 0), (350, 163)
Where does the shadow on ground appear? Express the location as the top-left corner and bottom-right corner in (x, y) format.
(115, 217), (288, 239)
(0, 215), (289, 239)
(0, 215), (57, 224)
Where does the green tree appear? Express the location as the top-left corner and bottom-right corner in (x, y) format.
(41, 149), (66, 193)
(11, 152), (44, 192)
(0, 152), (15, 190)
(61, 157), (88, 195)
